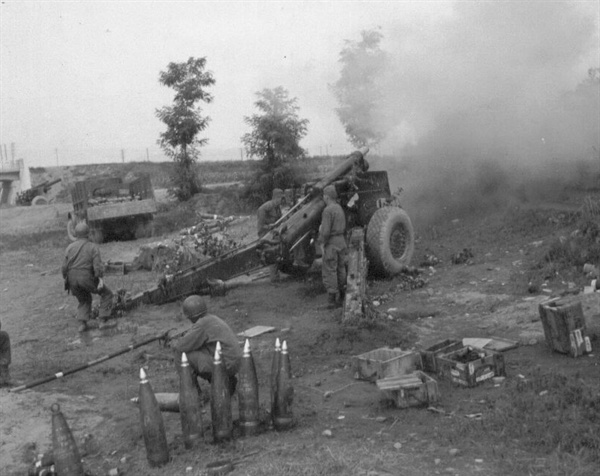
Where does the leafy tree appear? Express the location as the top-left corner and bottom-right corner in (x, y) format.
(330, 29), (387, 147)
(156, 57), (215, 201)
(241, 87), (309, 204)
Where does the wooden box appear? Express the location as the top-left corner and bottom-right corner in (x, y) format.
(437, 346), (506, 387)
(353, 348), (422, 382)
(538, 298), (593, 357)
(376, 371), (440, 408)
(420, 339), (463, 373)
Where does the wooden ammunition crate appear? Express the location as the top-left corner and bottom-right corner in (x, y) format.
(420, 339), (463, 374)
(377, 371), (440, 409)
(353, 348), (422, 382)
(437, 346), (506, 387)
(538, 298), (593, 357)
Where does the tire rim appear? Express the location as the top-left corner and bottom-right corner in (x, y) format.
(390, 224), (408, 259)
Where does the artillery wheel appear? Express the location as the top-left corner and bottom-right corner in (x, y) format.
(366, 206), (414, 277)
(67, 219), (78, 242)
(31, 196), (48, 206)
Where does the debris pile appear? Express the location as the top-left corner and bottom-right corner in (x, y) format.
(451, 248), (474, 265)
(133, 215), (240, 272)
(395, 269), (427, 291)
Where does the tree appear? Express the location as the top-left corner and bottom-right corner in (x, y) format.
(330, 29), (387, 147)
(156, 57), (215, 201)
(241, 87), (309, 204)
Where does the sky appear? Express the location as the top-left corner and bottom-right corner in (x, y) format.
(0, 1), (598, 167)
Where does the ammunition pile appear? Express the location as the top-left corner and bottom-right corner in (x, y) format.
(28, 404), (84, 475)
(132, 337), (295, 469)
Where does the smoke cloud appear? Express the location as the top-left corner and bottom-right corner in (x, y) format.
(360, 2), (599, 227)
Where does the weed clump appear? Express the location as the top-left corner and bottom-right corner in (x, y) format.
(440, 367), (600, 473)
(490, 368), (600, 461)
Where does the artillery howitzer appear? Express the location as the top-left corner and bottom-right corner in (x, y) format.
(15, 178), (62, 206)
(118, 148), (415, 320)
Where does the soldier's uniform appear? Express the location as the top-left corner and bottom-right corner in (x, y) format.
(319, 187), (348, 303)
(257, 191), (283, 238)
(0, 325), (11, 387)
(62, 228), (113, 330)
(173, 313), (242, 382)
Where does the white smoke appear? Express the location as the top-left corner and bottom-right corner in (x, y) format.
(361, 1), (599, 225)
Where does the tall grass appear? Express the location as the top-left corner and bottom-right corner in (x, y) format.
(439, 368), (600, 475)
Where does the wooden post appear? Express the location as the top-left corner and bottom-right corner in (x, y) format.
(342, 227), (368, 323)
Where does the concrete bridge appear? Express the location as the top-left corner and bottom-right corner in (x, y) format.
(0, 160), (31, 205)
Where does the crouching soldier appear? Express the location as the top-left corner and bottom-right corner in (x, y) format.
(168, 295), (242, 395)
(0, 321), (12, 387)
(62, 222), (114, 332)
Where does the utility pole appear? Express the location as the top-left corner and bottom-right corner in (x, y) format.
(121, 149), (125, 163)
(3, 144), (8, 164)
(55, 148), (59, 166)
(146, 148), (150, 162)
(240, 148), (244, 161)
(10, 142), (15, 161)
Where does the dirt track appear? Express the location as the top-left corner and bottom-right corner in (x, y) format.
(1, 195), (599, 475)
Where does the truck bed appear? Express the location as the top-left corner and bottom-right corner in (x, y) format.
(86, 198), (157, 221)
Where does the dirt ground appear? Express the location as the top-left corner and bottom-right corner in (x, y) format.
(1, 187), (599, 476)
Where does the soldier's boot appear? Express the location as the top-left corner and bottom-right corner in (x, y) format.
(327, 292), (341, 309)
(0, 365), (12, 387)
(77, 321), (89, 333)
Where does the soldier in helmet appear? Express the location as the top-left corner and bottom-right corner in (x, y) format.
(169, 295), (242, 394)
(318, 185), (348, 309)
(61, 222), (114, 332)
(257, 188), (284, 238)
(257, 188), (285, 282)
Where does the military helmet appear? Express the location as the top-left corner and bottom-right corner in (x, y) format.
(323, 185), (337, 200)
(182, 295), (208, 322)
(75, 222), (90, 238)
(272, 188), (284, 199)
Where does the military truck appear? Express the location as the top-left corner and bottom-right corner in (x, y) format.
(67, 175), (157, 244)
(118, 148), (414, 320)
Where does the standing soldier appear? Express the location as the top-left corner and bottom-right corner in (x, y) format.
(0, 320), (12, 387)
(318, 185), (347, 309)
(168, 295), (242, 395)
(61, 222), (114, 332)
(257, 188), (284, 282)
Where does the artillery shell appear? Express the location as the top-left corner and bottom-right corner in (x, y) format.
(179, 352), (203, 448)
(210, 342), (233, 443)
(238, 339), (259, 436)
(138, 368), (170, 467)
(50, 403), (84, 476)
(131, 392), (181, 412)
(270, 338), (281, 424)
(273, 341), (295, 431)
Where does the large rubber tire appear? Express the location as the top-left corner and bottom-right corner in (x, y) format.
(366, 206), (415, 277)
(67, 219), (78, 242)
(31, 196), (48, 206)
